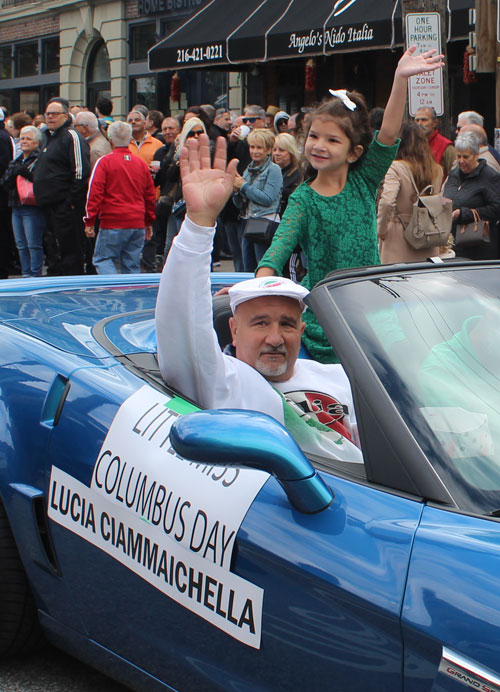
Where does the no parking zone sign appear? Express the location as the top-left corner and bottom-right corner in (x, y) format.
(406, 12), (444, 116)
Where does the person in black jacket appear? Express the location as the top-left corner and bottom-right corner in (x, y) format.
(443, 130), (500, 260)
(213, 109), (231, 139)
(141, 116), (181, 271)
(0, 108), (15, 278)
(33, 97), (90, 275)
(0, 125), (45, 276)
(0, 109), (15, 182)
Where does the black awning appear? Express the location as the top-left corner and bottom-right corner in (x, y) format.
(148, 0), (287, 71)
(148, 0), (254, 71)
(265, 0), (472, 60)
(227, 0), (295, 62)
(266, 0), (402, 60)
(148, 0), (474, 71)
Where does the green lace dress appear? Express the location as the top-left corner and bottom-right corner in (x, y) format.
(257, 135), (399, 363)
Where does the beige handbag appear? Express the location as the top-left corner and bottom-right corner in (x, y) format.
(400, 176), (453, 250)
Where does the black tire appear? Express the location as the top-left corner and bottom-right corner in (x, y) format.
(0, 500), (41, 658)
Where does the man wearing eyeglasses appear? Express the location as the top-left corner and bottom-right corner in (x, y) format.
(33, 97), (91, 276)
(229, 106), (265, 143)
(227, 105), (266, 171)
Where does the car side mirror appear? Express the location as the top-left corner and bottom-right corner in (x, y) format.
(170, 409), (334, 514)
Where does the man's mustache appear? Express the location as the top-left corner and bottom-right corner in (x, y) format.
(260, 345), (287, 355)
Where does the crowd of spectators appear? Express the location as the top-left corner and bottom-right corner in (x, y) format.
(1, 89), (500, 280)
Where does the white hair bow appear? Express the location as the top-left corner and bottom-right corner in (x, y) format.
(328, 89), (357, 111)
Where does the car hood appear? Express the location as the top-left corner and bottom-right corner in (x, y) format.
(0, 273), (239, 360)
(0, 276), (161, 359)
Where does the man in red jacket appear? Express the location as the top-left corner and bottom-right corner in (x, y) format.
(414, 106), (456, 175)
(84, 120), (156, 274)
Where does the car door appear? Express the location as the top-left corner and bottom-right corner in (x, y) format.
(402, 506), (500, 692)
(47, 364), (423, 691)
(306, 265), (500, 692)
(175, 469), (423, 692)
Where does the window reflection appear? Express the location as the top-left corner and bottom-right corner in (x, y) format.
(332, 269), (500, 511)
(17, 43), (38, 77)
(42, 38), (59, 74)
(0, 46), (12, 79)
(130, 75), (157, 110)
(130, 22), (156, 62)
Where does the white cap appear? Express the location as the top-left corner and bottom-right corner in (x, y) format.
(228, 276), (309, 313)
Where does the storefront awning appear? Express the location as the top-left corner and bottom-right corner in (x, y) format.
(264, 0), (400, 60)
(148, 0), (473, 72)
(148, 0), (288, 71)
(227, 0), (295, 62)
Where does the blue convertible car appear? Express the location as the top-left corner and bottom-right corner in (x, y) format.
(2, 261), (500, 692)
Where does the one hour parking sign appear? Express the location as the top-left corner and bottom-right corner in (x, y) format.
(406, 12), (443, 116)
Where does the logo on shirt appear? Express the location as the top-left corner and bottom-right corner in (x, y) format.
(286, 391), (348, 427)
(124, 154), (131, 160)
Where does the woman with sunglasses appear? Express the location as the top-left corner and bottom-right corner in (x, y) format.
(160, 117), (208, 260)
(233, 127), (282, 272)
(183, 106), (218, 142)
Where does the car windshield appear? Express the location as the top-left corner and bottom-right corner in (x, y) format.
(330, 266), (500, 513)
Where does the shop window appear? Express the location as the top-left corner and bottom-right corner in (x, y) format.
(89, 42), (111, 82)
(183, 70), (228, 111)
(160, 18), (184, 37)
(42, 38), (59, 74)
(0, 46), (12, 80)
(86, 41), (111, 112)
(41, 85), (60, 110)
(203, 72), (228, 109)
(0, 91), (14, 114)
(130, 75), (157, 110)
(17, 42), (39, 77)
(20, 90), (39, 113)
(130, 23), (156, 62)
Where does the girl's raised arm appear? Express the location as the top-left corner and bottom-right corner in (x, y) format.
(378, 46), (444, 146)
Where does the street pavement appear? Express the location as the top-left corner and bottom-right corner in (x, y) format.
(0, 260), (236, 691)
(0, 641), (132, 691)
(212, 259), (233, 272)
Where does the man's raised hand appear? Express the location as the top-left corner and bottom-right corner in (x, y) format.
(180, 134), (238, 228)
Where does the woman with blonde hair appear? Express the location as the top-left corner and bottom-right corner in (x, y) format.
(173, 117), (207, 159)
(273, 132), (302, 215)
(233, 128), (282, 272)
(273, 132), (305, 280)
(377, 121), (443, 263)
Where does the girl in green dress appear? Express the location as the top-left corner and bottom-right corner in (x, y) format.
(256, 46), (444, 363)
